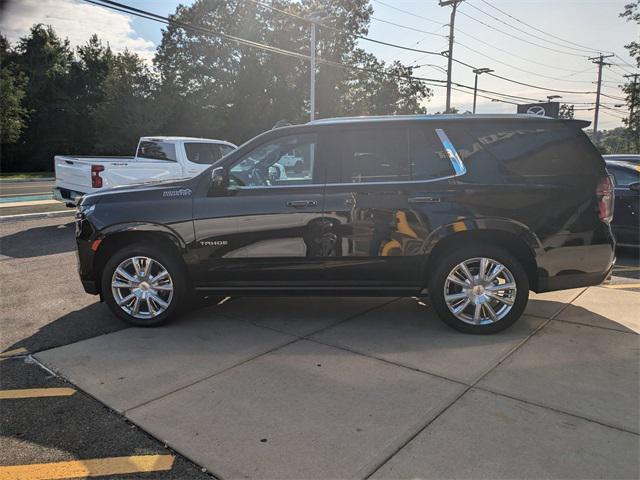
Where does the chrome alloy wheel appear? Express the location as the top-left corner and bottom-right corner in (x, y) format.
(443, 257), (517, 325)
(111, 256), (174, 320)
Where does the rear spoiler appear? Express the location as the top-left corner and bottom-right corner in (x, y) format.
(561, 119), (591, 129)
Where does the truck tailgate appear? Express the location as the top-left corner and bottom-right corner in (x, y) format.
(54, 156), (134, 193)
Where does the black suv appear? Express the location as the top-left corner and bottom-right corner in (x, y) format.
(75, 115), (615, 333)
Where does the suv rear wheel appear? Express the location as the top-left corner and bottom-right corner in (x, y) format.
(101, 244), (186, 326)
(429, 245), (529, 334)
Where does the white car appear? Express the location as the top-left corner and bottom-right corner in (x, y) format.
(54, 136), (236, 206)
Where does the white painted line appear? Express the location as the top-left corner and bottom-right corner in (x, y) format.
(0, 199), (59, 208)
(0, 210), (74, 223)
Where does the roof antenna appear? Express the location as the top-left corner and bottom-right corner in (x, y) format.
(272, 119), (291, 129)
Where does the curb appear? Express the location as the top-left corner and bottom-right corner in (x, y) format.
(0, 177), (54, 183)
(0, 210), (74, 223)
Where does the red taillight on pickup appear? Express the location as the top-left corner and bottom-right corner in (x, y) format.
(91, 165), (104, 188)
(596, 175), (614, 223)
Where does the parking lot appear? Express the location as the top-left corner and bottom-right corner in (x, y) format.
(1, 215), (639, 479)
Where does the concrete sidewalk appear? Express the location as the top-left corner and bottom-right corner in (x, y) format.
(35, 289), (640, 479)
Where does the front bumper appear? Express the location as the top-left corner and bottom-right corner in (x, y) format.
(75, 212), (100, 295)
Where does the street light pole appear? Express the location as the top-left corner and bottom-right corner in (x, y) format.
(472, 68), (493, 114)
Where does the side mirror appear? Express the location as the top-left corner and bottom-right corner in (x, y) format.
(629, 182), (640, 192)
(210, 166), (228, 191)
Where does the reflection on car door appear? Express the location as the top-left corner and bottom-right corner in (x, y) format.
(321, 125), (461, 290)
(192, 131), (328, 288)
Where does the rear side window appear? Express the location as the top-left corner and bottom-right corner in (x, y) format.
(339, 127), (409, 183)
(185, 143), (234, 164)
(609, 166), (640, 186)
(460, 121), (604, 181)
(409, 126), (456, 180)
(137, 141), (177, 162)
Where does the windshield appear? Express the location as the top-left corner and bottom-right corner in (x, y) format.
(185, 143), (235, 164)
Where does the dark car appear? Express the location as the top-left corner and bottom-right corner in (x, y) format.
(603, 154), (640, 165)
(75, 114), (615, 334)
(605, 159), (640, 247)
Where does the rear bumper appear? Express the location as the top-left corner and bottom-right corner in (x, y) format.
(534, 223), (616, 293)
(53, 187), (84, 207)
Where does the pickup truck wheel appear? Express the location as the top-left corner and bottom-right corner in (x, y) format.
(101, 244), (186, 326)
(428, 245), (529, 334)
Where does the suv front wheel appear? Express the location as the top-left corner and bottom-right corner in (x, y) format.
(429, 245), (529, 334)
(101, 244), (186, 326)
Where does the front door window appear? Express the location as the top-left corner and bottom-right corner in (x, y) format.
(230, 134), (317, 187)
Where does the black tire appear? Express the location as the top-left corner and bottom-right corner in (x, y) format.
(101, 243), (187, 327)
(428, 245), (529, 334)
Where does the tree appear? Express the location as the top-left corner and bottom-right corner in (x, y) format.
(3, 25), (74, 171)
(620, 1), (640, 150)
(559, 104), (574, 120)
(154, 0), (430, 144)
(92, 51), (159, 153)
(68, 35), (114, 152)
(0, 36), (28, 145)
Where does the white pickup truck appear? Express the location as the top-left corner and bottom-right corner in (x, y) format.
(54, 136), (236, 206)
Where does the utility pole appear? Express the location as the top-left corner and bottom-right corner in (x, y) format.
(472, 67), (493, 114)
(310, 21), (316, 121)
(440, 0), (464, 113)
(307, 12), (326, 121)
(589, 53), (614, 143)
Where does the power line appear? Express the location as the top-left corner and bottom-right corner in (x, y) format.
(468, 0), (602, 54)
(372, 0), (444, 26)
(370, 17), (447, 38)
(454, 29), (593, 76)
(86, 0), (545, 106)
(456, 9), (588, 58)
(243, 0), (445, 57)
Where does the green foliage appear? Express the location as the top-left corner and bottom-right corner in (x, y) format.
(558, 104), (574, 120)
(93, 51), (159, 154)
(620, 1), (640, 151)
(0, 36), (28, 144)
(591, 127), (636, 154)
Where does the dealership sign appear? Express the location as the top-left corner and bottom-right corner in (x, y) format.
(517, 102), (560, 118)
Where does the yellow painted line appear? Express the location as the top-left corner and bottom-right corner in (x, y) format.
(602, 283), (640, 289)
(0, 455), (175, 480)
(0, 348), (28, 358)
(0, 388), (76, 400)
(0, 200), (58, 208)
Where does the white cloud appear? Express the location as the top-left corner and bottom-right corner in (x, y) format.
(0, 0), (156, 62)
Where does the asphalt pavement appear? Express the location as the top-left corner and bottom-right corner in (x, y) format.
(0, 179), (71, 218)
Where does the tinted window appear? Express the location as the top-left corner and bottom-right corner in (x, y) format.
(339, 127), (409, 183)
(460, 121), (604, 182)
(409, 126), (455, 180)
(230, 134), (317, 187)
(136, 141), (177, 161)
(185, 143), (234, 164)
(609, 166), (640, 186)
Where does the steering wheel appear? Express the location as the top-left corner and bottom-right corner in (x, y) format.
(250, 166), (270, 186)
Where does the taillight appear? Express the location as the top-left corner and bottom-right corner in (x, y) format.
(91, 165), (104, 188)
(596, 175), (614, 223)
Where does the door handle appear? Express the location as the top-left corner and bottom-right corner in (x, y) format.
(286, 200), (318, 208)
(408, 196), (441, 204)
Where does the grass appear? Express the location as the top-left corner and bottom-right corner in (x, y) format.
(0, 172), (53, 180)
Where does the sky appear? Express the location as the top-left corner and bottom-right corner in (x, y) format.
(1, 0), (638, 130)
